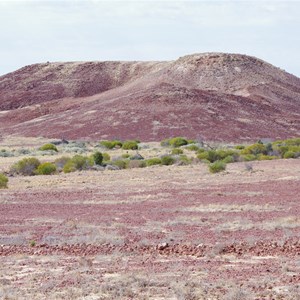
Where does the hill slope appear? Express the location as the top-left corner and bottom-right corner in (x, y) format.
(0, 53), (299, 141)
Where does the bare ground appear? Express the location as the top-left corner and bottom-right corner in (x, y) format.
(0, 157), (300, 299)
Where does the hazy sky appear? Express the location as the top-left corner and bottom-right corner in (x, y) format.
(1, 0), (300, 76)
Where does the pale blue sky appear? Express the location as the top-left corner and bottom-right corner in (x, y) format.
(0, 0), (300, 76)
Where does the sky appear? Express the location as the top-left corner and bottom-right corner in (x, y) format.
(0, 0), (300, 77)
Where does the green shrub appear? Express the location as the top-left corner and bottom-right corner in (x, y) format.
(257, 154), (278, 161)
(209, 161), (226, 173)
(178, 155), (192, 165)
(235, 145), (245, 150)
(197, 151), (210, 161)
(283, 151), (296, 159)
(93, 151), (103, 165)
(241, 143), (267, 155)
(146, 158), (162, 166)
(112, 159), (128, 169)
(39, 143), (58, 152)
(169, 137), (188, 148)
(222, 155), (235, 163)
(122, 153), (131, 159)
(11, 157), (41, 176)
(171, 148), (184, 155)
(63, 160), (77, 173)
(122, 140), (139, 150)
(37, 162), (57, 175)
(241, 154), (257, 161)
(0, 173), (8, 189)
(161, 155), (175, 166)
(185, 145), (199, 151)
(63, 155), (91, 173)
(100, 140), (122, 149)
(187, 139), (196, 144)
(102, 152), (111, 162)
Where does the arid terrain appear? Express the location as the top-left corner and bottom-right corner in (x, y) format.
(0, 53), (299, 141)
(0, 137), (299, 299)
(0, 53), (299, 299)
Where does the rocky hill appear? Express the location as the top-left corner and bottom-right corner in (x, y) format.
(0, 53), (299, 142)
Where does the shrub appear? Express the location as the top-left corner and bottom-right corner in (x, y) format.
(39, 143), (58, 152)
(241, 143), (267, 155)
(185, 145), (199, 151)
(222, 155), (235, 163)
(100, 140), (122, 149)
(93, 151), (103, 165)
(187, 139), (196, 144)
(122, 140), (139, 150)
(0, 149), (14, 157)
(169, 137), (188, 148)
(122, 153), (131, 159)
(11, 157), (41, 176)
(197, 151), (210, 161)
(161, 155), (175, 166)
(146, 158), (161, 166)
(63, 155), (91, 173)
(128, 160), (146, 169)
(102, 153), (111, 162)
(36, 162), (57, 175)
(257, 154), (278, 161)
(235, 145), (245, 150)
(241, 154), (257, 161)
(0, 173), (8, 189)
(178, 155), (192, 165)
(283, 151), (296, 159)
(171, 148), (183, 155)
(112, 159), (128, 169)
(209, 161), (226, 173)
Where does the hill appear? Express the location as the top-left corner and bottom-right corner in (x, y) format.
(0, 53), (299, 141)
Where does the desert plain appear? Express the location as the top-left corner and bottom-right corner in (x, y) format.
(0, 137), (299, 299)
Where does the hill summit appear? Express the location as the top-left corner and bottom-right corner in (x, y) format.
(0, 53), (299, 141)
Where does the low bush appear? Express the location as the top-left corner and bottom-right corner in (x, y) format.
(171, 148), (184, 155)
(283, 151), (296, 159)
(146, 158), (161, 166)
(161, 137), (188, 147)
(257, 154), (278, 161)
(39, 143), (58, 152)
(209, 161), (226, 173)
(0, 149), (14, 157)
(100, 140), (122, 149)
(235, 145), (245, 150)
(161, 155), (175, 166)
(0, 173), (8, 189)
(122, 140), (139, 150)
(63, 155), (92, 173)
(93, 151), (103, 165)
(112, 159), (128, 169)
(11, 157), (41, 176)
(241, 143), (267, 155)
(102, 153), (111, 162)
(169, 137), (188, 148)
(128, 160), (146, 169)
(185, 145), (199, 151)
(222, 155), (235, 163)
(37, 162), (57, 175)
(122, 153), (131, 159)
(178, 155), (192, 165)
(241, 154), (257, 161)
